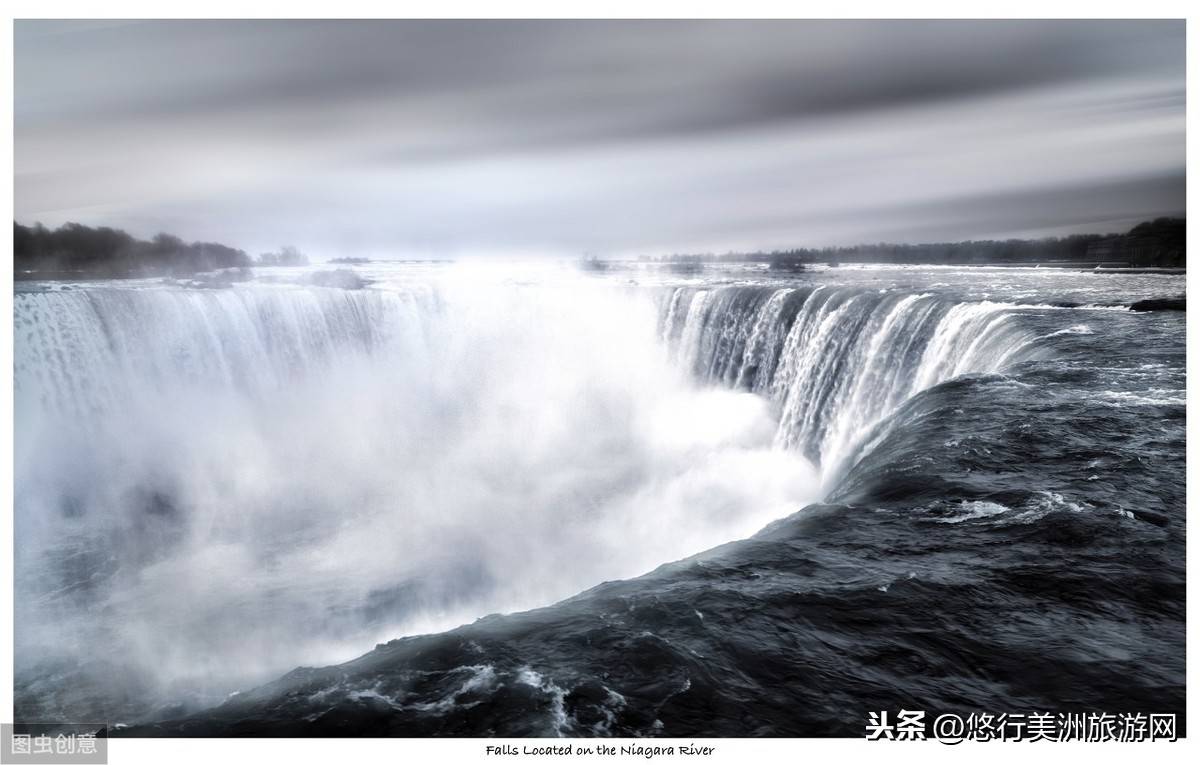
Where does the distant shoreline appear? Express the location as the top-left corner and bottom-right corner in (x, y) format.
(12, 262), (1188, 284)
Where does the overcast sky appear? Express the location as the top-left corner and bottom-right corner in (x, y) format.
(14, 20), (1185, 258)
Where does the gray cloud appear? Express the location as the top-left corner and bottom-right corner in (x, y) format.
(14, 20), (1186, 256)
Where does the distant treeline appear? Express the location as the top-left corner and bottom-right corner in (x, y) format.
(641, 218), (1185, 269)
(13, 221), (311, 279)
(14, 222), (252, 278)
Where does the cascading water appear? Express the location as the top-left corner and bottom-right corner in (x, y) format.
(659, 285), (1039, 486)
(14, 275), (824, 721)
(13, 271), (1045, 725)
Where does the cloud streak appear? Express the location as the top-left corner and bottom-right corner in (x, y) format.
(14, 20), (1186, 257)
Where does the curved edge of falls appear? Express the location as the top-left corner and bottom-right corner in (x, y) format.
(658, 285), (1041, 489)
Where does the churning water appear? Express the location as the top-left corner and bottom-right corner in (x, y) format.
(12, 262), (1185, 735)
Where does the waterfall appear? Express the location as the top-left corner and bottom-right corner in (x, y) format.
(659, 285), (1037, 485)
(12, 275), (1044, 723)
(13, 279), (823, 713)
(14, 285), (441, 421)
